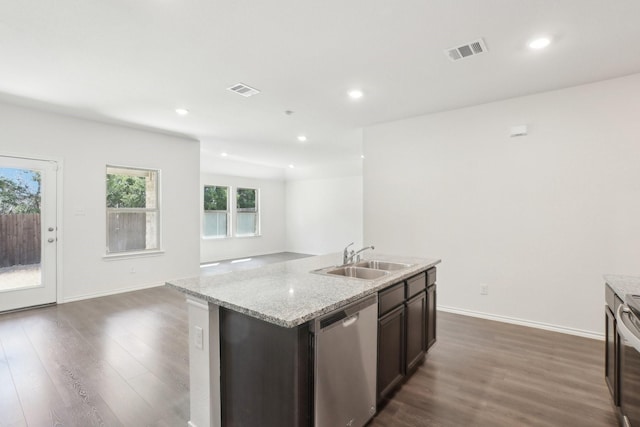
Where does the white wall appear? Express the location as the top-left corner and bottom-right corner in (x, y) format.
(363, 73), (640, 336)
(285, 176), (363, 255)
(200, 173), (286, 263)
(0, 101), (200, 302)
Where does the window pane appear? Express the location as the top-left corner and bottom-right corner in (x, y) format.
(106, 166), (160, 255)
(0, 167), (42, 291)
(106, 168), (157, 209)
(237, 188), (256, 210)
(237, 212), (257, 236)
(203, 212), (228, 237)
(204, 186), (228, 211)
(107, 212), (159, 253)
(0, 167), (41, 214)
(236, 188), (258, 235)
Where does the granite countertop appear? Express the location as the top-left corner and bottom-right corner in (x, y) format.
(166, 252), (440, 328)
(605, 274), (640, 301)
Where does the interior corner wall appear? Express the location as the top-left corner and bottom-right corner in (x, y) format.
(0, 101), (200, 302)
(200, 173), (286, 263)
(363, 73), (640, 336)
(285, 176), (363, 255)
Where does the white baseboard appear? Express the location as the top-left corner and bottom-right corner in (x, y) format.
(438, 305), (604, 341)
(61, 282), (164, 303)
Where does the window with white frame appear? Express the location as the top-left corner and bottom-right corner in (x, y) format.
(106, 166), (160, 254)
(236, 187), (259, 236)
(203, 185), (230, 238)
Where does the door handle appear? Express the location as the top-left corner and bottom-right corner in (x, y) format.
(48, 238), (55, 243)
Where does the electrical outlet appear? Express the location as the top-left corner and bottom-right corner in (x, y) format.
(194, 326), (203, 350)
(129, 267), (136, 274)
(480, 284), (489, 295)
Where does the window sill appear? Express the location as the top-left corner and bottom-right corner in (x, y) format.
(103, 250), (165, 261)
(201, 235), (262, 240)
(202, 235), (231, 240)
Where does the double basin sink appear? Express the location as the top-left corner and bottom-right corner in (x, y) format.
(313, 260), (413, 280)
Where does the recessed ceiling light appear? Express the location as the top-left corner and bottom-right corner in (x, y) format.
(348, 90), (364, 99)
(528, 37), (551, 50)
(221, 152), (228, 157)
(175, 108), (189, 115)
(361, 154), (365, 159)
(288, 164), (295, 169)
(297, 135), (307, 142)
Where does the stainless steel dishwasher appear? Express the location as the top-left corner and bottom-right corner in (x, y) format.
(312, 294), (378, 427)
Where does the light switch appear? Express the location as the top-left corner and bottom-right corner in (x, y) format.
(194, 326), (203, 350)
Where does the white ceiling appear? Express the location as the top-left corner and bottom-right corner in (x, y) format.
(2, 1), (640, 178)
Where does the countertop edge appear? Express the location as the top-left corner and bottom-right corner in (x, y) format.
(604, 274), (640, 303)
(167, 256), (440, 328)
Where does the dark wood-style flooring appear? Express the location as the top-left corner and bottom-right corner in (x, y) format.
(0, 288), (618, 426)
(371, 312), (618, 427)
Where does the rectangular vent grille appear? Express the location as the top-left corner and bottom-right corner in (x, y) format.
(227, 83), (260, 97)
(445, 38), (488, 62)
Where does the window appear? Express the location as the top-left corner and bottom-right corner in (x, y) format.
(236, 187), (259, 236)
(106, 166), (160, 254)
(203, 185), (229, 238)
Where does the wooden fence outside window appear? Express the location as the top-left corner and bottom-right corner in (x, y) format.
(0, 214), (41, 268)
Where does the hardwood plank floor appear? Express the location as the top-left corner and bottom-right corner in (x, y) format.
(370, 312), (618, 427)
(0, 288), (617, 427)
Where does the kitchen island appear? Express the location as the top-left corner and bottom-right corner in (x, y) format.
(167, 252), (440, 427)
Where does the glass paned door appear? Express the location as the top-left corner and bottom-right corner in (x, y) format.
(0, 156), (57, 312)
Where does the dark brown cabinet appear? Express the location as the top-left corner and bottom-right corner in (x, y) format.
(426, 283), (437, 350)
(605, 284), (621, 406)
(405, 291), (426, 371)
(377, 269), (437, 403)
(377, 304), (406, 401)
(425, 267), (437, 351)
(219, 308), (311, 427)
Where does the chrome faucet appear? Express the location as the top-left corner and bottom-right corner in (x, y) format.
(342, 243), (375, 265)
(343, 242), (355, 265)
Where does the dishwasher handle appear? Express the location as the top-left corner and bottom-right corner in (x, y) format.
(316, 294), (377, 332)
(342, 314), (358, 328)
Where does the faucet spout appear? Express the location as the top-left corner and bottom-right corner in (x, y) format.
(355, 245), (375, 256)
(343, 244), (375, 264)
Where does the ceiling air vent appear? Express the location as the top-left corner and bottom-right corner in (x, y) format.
(445, 38), (488, 62)
(227, 83), (260, 97)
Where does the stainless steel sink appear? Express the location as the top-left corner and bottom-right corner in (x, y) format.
(354, 260), (413, 271)
(311, 259), (413, 280)
(310, 265), (387, 281)
(324, 266), (389, 280)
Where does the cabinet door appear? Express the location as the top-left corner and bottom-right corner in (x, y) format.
(406, 291), (426, 372)
(220, 308), (310, 427)
(377, 305), (405, 403)
(426, 284), (437, 350)
(605, 306), (619, 405)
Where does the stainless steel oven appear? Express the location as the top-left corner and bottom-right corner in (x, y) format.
(616, 294), (640, 427)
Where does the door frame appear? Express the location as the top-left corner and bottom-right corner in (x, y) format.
(1, 152), (64, 306)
